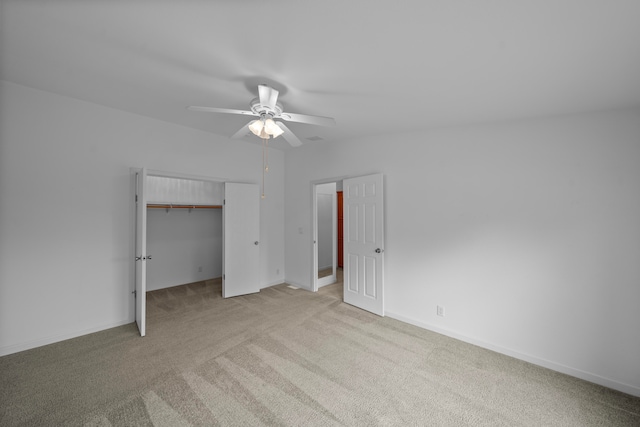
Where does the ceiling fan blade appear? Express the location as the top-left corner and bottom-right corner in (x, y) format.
(187, 106), (257, 117)
(230, 122), (253, 139)
(258, 84), (279, 110)
(280, 112), (336, 127)
(275, 122), (302, 147)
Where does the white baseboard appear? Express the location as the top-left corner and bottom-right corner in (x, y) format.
(261, 279), (285, 288)
(385, 311), (640, 398)
(283, 278), (313, 291)
(0, 319), (133, 357)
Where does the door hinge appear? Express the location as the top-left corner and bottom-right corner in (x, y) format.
(223, 199), (226, 205)
(132, 290), (137, 297)
(135, 194), (138, 203)
(223, 274), (225, 280)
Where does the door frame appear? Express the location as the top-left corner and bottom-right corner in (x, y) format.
(312, 182), (338, 291)
(133, 167), (147, 337)
(146, 169), (228, 184)
(310, 176), (350, 292)
(132, 168), (231, 336)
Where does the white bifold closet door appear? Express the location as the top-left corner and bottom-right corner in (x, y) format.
(223, 182), (260, 298)
(134, 168), (148, 337)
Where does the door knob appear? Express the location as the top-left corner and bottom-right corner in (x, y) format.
(147, 255), (152, 260)
(255, 241), (259, 245)
(375, 248), (383, 253)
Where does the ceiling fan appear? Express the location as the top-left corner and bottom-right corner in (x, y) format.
(187, 84), (336, 147)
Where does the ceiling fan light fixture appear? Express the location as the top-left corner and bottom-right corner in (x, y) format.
(267, 120), (284, 138)
(258, 127), (271, 139)
(189, 84), (334, 147)
(248, 120), (264, 136)
(271, 126), (284, 138)
(263, 118), (277, 133)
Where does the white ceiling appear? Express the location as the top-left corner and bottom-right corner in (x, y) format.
(2, 0), (639, 150)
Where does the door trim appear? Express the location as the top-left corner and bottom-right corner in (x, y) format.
(311, 177), (349, 292)
(313, 182), (338, 291)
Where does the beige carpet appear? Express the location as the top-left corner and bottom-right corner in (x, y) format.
(317, 268), (333, 279)
(1, 278), (639, 426)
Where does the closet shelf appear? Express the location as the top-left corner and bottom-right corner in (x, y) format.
(147, 204), (222, 209)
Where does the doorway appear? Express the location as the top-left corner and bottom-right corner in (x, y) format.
(311, 174), (385, 316)
(312, 180), (346, 292)
(314, 182), (338, 290)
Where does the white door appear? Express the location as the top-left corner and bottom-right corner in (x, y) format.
(343, 173), (384, 316)
(134, 168), (148, 336)
(223, 183), (260, 298)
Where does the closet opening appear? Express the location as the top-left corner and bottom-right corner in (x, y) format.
(146, 204), (223, 294)
(133, 168), (261, 337)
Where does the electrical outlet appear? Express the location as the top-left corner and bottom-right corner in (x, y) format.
(198, 266), (202, 273)
(276, 268), (280, 275)
(437, 305), (445, 317)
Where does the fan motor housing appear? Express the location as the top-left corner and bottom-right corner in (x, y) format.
(250, 97), (283, 118)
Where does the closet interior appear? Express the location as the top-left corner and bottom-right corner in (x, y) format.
(145, 175), (224, 292)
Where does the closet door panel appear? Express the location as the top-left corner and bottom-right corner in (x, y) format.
(223, 183), (260, 298)
(134, 168), (147, 336)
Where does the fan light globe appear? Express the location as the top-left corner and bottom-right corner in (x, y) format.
(248, 120), (264, 136)
(263, 118), (277, 134)
(249, 118), (284, 139)
(270, 123), (284, 138)
(259, 128), (270, 139)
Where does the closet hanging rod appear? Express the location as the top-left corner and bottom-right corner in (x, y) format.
(147, 204), (222, 209)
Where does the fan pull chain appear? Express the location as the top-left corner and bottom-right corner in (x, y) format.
(265, 138), (269, 173)
(261, 137), (268, 199)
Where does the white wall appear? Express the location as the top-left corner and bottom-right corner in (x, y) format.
(146, 208), (222, 291)
(146, 176), (223, 205)
(0, 80), (285, 355)
(284, 108), (640, 396)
